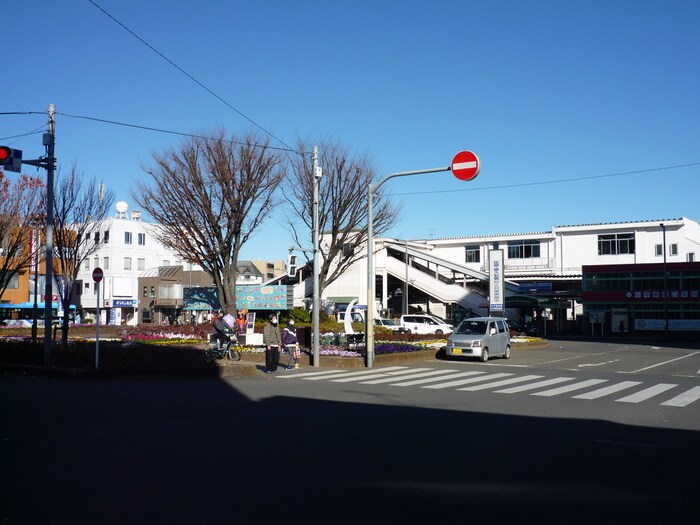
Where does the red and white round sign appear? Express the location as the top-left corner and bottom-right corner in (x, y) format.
(451, 151), (480, 181)
(92, 267), (104, 283)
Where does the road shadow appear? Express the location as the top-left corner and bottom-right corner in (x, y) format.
(1, 373), (698, 524)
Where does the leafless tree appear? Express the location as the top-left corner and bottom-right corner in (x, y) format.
(0, 171), (44, 301)
(133, 130), (286, 314)
(52, 164), (114, 349)
(284, 138), (398, 297)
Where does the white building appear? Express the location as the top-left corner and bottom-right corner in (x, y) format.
(75, 202), (186, 325)
(317, 217), (700, 329)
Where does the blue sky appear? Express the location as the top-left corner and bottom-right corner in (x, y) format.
(4, 0), (700, 261)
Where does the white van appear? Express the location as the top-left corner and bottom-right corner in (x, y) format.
(400, 314), (453, 335)
(445, 317), (511, 362)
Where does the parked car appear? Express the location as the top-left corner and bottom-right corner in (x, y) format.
(400, 314), (453, 335)
(1, 319), (34, 328)
(445, 317), (511, 362)
(374, 318), (406, 332)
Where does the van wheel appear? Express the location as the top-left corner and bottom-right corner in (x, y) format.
(435, 329), (443, 335)
(480, 348), (489, 362)
(504, 345), (511, 359)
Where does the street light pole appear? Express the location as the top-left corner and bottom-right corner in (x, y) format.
(366, 165), (450, 367)
(312, 147), (322, 366)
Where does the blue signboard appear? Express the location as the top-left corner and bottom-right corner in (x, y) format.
(183, 285), (288, 311)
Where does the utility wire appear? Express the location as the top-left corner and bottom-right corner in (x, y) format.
(58, 112), (297, 153)
(0, 126), (46, 143)
(389, 162), (700, 196)
(87, 0), (297, 154)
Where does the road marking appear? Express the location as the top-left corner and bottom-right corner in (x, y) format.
(578, 359), (620, 368)
(495, 377), (576, 394)
(532, 379), (608, 397)
(630, 352), (699, 373)
(277, 369), (349, 379)
(302, 366), (407, 381)
(423, 373), (513, 390)
(616, 383), (677, 403)
(331, 368), (427, 383)
(457, 375), (544, 392)
(390, 371), (485, 387)
(360, 369), (459, 385)
(661, 386), (700, 407)
(572, 381), (643, 400)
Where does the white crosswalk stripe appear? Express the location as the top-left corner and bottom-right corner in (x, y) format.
(302, 366), (407, 381)
(331, 368), (429, 383)
(360, 369), (460, 385)
(389, 371), (485, 387)
(277, 366), (700, 407)
(572, 381), (643, 400)
(495, 377), (575, 394)
(458, 375), (544, 392)
(615, 383), (677, 403)
(423, 373), (514, 390)
(531, 379), (608, 397)
(661, 386), (700, 407)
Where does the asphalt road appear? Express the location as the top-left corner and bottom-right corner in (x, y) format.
(2, 339), (699, 524)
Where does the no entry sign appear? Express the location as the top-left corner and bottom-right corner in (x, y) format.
(92, 267), (104, 283)
(451, 151), (480, 181)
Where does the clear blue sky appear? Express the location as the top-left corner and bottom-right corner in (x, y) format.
(4, 0), (700, 261)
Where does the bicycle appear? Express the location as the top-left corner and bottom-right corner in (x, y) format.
(206, 333), (241, 361)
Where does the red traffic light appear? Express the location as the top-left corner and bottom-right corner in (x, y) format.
(0, 146), (12, 162)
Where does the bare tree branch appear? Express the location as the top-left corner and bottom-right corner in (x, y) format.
(0, 172), (45, 300)
(133, 130), (286, 313)
(52, 163), (115, 349)
(284, 138), (398, 297)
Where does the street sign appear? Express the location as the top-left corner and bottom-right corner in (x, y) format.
(92, 267), (104, 283)
(451, 150), (480, 181)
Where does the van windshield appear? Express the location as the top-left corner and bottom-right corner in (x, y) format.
(456, 320), (487, 335)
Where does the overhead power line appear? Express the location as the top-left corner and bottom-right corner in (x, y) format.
(58, 112), (297, 153)
(389, 162), (700, 196)
(87, 0), (297, 154)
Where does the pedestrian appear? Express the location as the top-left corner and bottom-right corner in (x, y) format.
(263, 314), (282, 373)
(236, 309), (247, 335)
(282, 319), (300, 370)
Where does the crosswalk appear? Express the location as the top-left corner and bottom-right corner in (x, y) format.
(276, 366), (700, 408)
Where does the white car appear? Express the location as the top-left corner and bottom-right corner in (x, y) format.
(400, 314), (453, 335)
(374, 318), (406, 332)
(1, 319), (33, 328)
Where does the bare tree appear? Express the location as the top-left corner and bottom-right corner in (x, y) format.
(285, 138), (398, 297)
(133, 131), (286, 314)
(0, 171), (45, 301)
(52, 164), (114, 349)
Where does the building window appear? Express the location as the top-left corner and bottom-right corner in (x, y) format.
(84, 282), (90, 290)
(138, 233), (146, 246)
(104, 230), (110, 244)
(655, 244), (663, 257)
(137, 258), (145, 271)
(84, 259), (90, 271)
(689, 253), (696, 262)
(162, 260), (170, 266)
(94, 257), (99, 269)
(598, 233), (635, 255)
(124, 232), (132, 245)
(103, 257), (109, 270)
(94, 232), (100, 243)
(465, 245), (480, 263)
(124, 257), (132, 270)
(507, 240), (540, 259)
(143, 286), (147, 298)
(5, 273), (19, 289)
(670, 243), (678, 256)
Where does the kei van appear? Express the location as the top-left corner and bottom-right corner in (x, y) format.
(445, 317), (511, 362)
